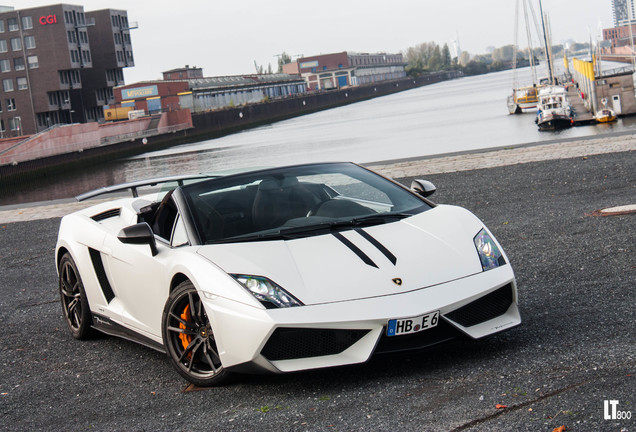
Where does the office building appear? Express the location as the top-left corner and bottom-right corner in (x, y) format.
(0, 4), (134, 136)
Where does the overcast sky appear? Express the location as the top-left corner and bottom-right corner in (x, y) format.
(18, 0), (612, 83)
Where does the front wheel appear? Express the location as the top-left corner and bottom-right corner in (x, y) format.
(161, 281), (229, 386)
(58, 253), (93, 339)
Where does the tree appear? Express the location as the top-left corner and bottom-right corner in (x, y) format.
(277, 52), (292, 73)
(427, 44), (442, 70)
(442, 43), (452, 69)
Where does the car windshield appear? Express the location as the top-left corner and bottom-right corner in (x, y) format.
(181, 162), (432, 244)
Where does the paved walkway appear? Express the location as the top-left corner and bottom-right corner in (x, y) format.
(1, 134), (634, 224)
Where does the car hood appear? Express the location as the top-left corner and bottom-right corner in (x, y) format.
(196, 205), (486, 305)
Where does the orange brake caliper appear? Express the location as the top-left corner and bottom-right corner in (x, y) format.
(179, 304), (192, 356)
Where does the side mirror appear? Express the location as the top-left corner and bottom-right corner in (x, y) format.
(411, 179), (436, 197)
(117, 222), (158, 256)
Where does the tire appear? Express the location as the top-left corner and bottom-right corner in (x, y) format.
(161, 281), (229, 386)
(58, 253), (93, 340)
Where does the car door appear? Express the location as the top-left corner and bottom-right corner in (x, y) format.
(101, 195), (184, 339)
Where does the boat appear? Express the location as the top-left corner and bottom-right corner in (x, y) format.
(595, 98), (617, 123)
(507, 0), (541, 115)
(507, 85), (539, 114)
(535, 86), (573, 130)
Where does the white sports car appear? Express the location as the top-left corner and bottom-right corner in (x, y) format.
(56, 162), (520, 386)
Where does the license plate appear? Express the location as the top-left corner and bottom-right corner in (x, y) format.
(387, 310), (440, 336)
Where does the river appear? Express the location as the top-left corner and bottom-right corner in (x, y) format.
(3, 65), (636, 206)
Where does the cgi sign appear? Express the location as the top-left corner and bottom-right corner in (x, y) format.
(39, 15), (57, 25)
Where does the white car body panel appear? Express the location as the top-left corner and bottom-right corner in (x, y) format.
(197, 205), (487, 305)
(55, 163), (521, 382)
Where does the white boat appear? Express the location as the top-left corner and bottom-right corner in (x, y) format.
(507, 0), (542, 115)
(535, 86), (573, 130)
(507, 85), (539, 114)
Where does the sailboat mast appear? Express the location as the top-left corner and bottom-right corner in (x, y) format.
(538, 0), (553, 84)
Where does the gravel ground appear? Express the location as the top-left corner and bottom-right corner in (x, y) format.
(0, 150), (634, 431)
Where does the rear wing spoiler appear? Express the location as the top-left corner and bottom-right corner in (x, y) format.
(76, 174), (217, 201)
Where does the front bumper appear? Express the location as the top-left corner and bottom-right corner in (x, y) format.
(201, 264), (520, 374)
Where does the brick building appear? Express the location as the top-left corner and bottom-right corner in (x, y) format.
(0, 4), (134, 136)
(285, 51), (406, 91)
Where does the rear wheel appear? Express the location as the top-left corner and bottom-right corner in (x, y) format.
(58, 253), (93, 339)
(162, 281), (229, 386)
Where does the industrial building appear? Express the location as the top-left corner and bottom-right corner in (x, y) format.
(0, 4), (134, 136)
(283, 51), (406, 90)
(109, 69), (306, 118)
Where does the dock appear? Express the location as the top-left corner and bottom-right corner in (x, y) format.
(567, 84), (596, 125)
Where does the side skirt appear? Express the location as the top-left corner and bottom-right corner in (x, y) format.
(91, 313), (166, 354)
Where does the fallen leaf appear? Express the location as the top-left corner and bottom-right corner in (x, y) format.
(552, 426), (566, 432)
(495, 404), (507, 409)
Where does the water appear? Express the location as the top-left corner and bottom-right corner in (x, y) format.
(4, 66), (636, 206)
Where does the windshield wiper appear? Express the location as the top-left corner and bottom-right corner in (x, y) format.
(276, 212), (413, 237)
(208, 213), (413, 244)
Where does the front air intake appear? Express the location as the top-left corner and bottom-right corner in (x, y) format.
(261, 328), (369, 361)
(444, 283), (513, 327)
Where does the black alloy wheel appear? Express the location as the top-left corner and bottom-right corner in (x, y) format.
(162, 281), (229, 387)
(58, 253), (93, 339)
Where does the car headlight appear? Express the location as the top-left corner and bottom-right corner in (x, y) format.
(231, 275), (303, 308)
(473, 229), (506, 271)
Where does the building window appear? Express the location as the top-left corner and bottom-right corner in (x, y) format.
(21, 16), (33, 30)
(0, 40), (5, 53)
(10, 37), (21, 51)
(27, 55), (38, 68)
(13, 57), (24, 71)
(3, 78), (13, 92)
(0, 59), (9, 72)
(9, 117), (20, 131)
(48, 92), (59, 106)
(7, 18), (18, 32)
(24, 36), (35, 49)
(17, 77), (27, 90)
(0, 100), (2, 112)
(0, 21), (4, 33)
(6, 97), (16, 110)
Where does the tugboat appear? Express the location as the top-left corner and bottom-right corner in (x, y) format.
(535, 86), (573, 131)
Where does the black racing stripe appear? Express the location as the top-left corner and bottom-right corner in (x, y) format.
(331, 232), (378, 268)
(355, 228), (397, 265)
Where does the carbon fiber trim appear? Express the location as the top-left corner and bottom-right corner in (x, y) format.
(88, 248), (115, 303)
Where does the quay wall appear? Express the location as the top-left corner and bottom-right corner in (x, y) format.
(0, 71), (460, 182)
(189, 72), (459, 140)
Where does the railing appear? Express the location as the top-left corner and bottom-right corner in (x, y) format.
(600, 66), (634, 77)
(100, 123), (191, 145)
(0, 123), (69, 157)
(1, 122), (192, 166)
